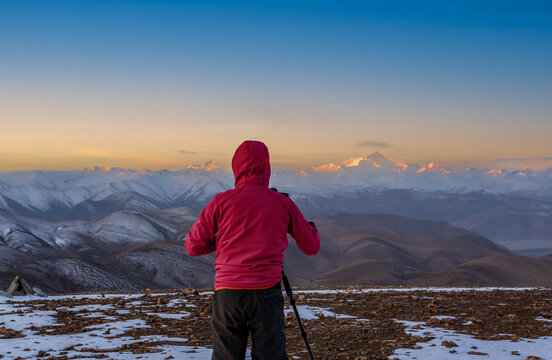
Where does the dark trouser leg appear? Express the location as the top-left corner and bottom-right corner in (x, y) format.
(250, 284), (287, 360)
(210, 289), (249, 360)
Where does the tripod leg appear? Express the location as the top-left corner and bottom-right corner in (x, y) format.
(282, 270), (315, 360)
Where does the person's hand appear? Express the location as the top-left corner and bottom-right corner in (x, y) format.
(270, 187), (290, 198)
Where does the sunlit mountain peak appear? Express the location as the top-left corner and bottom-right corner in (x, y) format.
(487, 169), (508, 176)
(393, 161), (409, 172)
(335, 152), (395, 169)
(138, 168), (154, 175)
(342, 156), (365, 168)
(366, 151), (394, 167)
(312, 152), (397, 173)
(83, 165), (114, 173)
(417, 162), (454, 174)
(312, 163), (342, 173)
(187, 161), (221, 172)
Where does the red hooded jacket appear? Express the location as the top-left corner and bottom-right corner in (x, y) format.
(185, 140), (320, 290)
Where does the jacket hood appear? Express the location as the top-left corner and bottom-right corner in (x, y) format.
(232, 140), (271, 187)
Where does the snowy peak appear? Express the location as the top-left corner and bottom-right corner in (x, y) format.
(365, 151), (394, 168)
(83, 166), (116, 173)
(340, 151), (395, 169)
(312, 152), (395, 173)
(312, 163), (342, 173)
(512, 169), (537, 177)
(416, 162), (455, 175)
(487, 169), (509, 176)
(186, 161), (221, 173)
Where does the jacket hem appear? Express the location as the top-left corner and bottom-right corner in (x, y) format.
(214, 281), (281, 291)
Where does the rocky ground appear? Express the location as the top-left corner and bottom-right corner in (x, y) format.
(1, 287), (551, 359)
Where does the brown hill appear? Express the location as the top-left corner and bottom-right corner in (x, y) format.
(453, 200), (552, 242)
(413, 254), (552, 287)
(307, 253), (552, 288)
(285, 212), (512, 286)
(309, 259), (408, 286)
(317, 212), (474, 237)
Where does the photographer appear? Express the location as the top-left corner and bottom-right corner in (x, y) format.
(185, 140), (320, 360)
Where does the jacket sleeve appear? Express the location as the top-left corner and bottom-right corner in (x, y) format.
(287, 200), (320, 255)
(185, 195), (218, 256)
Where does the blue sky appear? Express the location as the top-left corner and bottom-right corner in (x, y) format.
(1, 1), (551, 171)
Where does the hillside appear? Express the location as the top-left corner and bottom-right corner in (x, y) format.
(3, 209), (552, 293)
(412, 254), (552, 287)
(452, 200), (552, 257)
(0, 207), (213, 293)
(285, 212), (516, 286)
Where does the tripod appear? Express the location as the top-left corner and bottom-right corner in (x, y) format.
(282, 269), (315, 360)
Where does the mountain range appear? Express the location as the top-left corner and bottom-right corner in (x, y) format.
(1, 152), (551, 220)
(1, 152), (551, 262)
(2, 207), (552, 294)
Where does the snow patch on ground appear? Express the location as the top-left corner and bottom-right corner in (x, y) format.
(0, 305), (211, 359)
(391, 319), (552, 360)
(59, 304), (115, 312)
(285, 305), (356, 320)
(167, 298), (188, 306)
(536, 316), (552, 323)
(0, 309), (59, 331)
(146, 311), (191, 319)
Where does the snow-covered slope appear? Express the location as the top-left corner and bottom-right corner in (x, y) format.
(0, 166), (233, 219)
(0, 207), (211, 293)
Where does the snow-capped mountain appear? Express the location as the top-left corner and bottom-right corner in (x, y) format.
(0, 153), (551, 223)
(282, 152), (552, 196)
(0, 165), (233, 220)
(0, 152), (552, 215)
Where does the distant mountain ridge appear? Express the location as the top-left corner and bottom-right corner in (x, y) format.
(1, 152), (551, 221)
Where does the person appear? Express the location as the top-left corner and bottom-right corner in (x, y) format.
(185, 140), (320, 360)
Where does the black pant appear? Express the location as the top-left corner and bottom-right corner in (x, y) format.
(210, 282), (287, 360)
